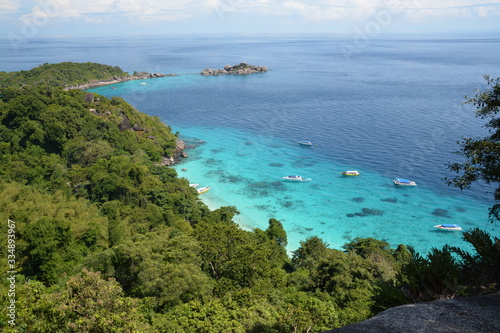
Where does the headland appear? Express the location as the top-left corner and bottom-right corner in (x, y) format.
(65, 72), (174, 90)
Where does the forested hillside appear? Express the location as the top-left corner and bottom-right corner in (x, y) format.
(0, 63), (498, 333)
(0, 62), (129, 88)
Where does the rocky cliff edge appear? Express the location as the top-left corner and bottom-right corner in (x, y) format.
(325, 294), (500, 333)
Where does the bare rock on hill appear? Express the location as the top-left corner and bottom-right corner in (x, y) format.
(84, 93), (95, 104)
(132, 123), (143, 131)
(118, 113), (132, 131)
(324, 294), (500, 333)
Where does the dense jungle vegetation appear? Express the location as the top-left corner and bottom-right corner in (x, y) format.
(0, 63), (499, 332)
(0, 62), (128, 88)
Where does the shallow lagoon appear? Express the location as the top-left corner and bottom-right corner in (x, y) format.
(169, 125), (497, 254)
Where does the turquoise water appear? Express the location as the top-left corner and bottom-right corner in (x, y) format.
(2, 34), (500, 254)
(167, 125), (496, 254)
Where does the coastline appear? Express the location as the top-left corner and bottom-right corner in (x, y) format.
(191, 187), (261, 233)
(68, 62), (268, 91)
(65, 72), (175, 90)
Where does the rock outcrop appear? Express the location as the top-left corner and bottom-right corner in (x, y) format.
(200, 63), (268, 76)
(324, 294), (500, 333)
(158, 139), (189, 166)
(84, 93), (95, 103)
(117, 112), (132, 131)
(175, 139), (186, 154)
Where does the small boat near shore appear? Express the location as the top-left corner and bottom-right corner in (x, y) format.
(197, 186), (210, 194)
(434, 224), (462, 231)
(189, 184), (199, 188)
(341, 171), (360, 176)
(393, 178), (417, 186)
(282, 175), (311, 181)
(299, 140), (313, 146)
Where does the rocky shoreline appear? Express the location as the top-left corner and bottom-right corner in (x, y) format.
(158, 139), (190, 166)
(65, 72), (174, 90)
(66, 63), (269, 90)
(200, 63), (268, 76)
(74, 63), (268, 165)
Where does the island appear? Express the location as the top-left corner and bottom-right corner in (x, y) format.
(0, 62), (174, 90)
(200, 62), (268, 76)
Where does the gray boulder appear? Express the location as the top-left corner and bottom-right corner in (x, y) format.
(84, 93), (94, 104)
(118, 113), (132, 131)
(175, 139), (186, 152)
(324, 294), (500, 333)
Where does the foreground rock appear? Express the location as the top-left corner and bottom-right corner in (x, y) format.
(200, 63), (268, 76)
(325, 294), (500, 333)
(65, 72), (174, 90)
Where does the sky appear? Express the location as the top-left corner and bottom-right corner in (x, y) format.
(1, 0), (500, 37)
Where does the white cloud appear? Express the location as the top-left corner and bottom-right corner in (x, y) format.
(281, 1), (351, 21)
(207, 0), (278, 15)
(476, 4), (500, 17)
(18, 0), (200, 25)
(18, 0), (78, 25)
(397, 1), (500, 21)
(0, 0), (21, 16)
(13, 0), (500, 28)
(279, 0), (500, 22)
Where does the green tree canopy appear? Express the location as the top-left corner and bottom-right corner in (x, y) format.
(291, 236), (331, 271)
(0, 62), (128, 88)
(4, 62), (500, 333)
(447, 76), (500, 221)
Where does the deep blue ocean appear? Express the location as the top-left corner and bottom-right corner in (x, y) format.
(2, 34), (500, 254)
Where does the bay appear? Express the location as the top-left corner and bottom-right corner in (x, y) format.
(2, 34), (500, 253)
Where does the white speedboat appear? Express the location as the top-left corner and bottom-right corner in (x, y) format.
(341, 170), (360, 176)
(282, 175), (310, 181)
(299, 140), (313, 146)
(434, 224), (462, 231)
(197, 186), (210, 194)
(393, 178), (417, 186)
(189, 184), (199, 188)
